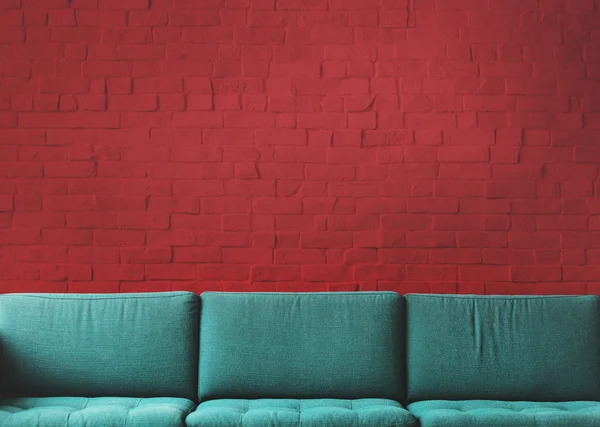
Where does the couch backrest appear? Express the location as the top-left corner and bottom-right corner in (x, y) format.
(406, 294), (600, 402)
(0, 292), (199, 399)
(198, 292), (405, 401)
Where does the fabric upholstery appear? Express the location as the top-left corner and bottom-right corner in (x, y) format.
(186, 399), (416, 427)
(198, 292), (405, 401)
(0, 292), (199, 399)
(0, 397), (195, 427)
(408, 400), (600, 427)
(406, 294), (600, 402)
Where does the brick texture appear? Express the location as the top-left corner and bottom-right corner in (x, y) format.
(0, 0), (599, 295)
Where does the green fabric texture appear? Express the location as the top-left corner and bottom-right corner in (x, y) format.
(0, 397), (195, 427)
(406, 294), (600, 402)
(0, 292), (200, 399)
(186, 399), (417, 427)
(198, 292), (405, 401)
(407, 400), (600, 427)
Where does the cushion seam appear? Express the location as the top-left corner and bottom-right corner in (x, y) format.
(3, 294), (194, 301)
(202, 292), (397, 296)
(406, 294), (594, 300)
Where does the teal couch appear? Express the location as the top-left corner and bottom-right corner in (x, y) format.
(0, 291), (598, 427)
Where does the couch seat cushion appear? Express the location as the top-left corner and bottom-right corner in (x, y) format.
(408, 400), (600, 427)
(0, 397), (195, 427)
(187, 399), (416, 427)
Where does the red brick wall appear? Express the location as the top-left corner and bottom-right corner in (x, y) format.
(1, 0), (599, 294)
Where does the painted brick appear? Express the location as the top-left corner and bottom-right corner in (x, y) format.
(0, 0), (596, 295)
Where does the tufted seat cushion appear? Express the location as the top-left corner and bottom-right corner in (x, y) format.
(408, 400), (600, 427)
(186, 398), (416, 427)
(0, 397), (195, 427)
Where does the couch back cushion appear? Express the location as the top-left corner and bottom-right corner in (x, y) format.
(199, 292), (405, 401)
(0, 292), (199, 399)
(406, 294), (600, 402)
